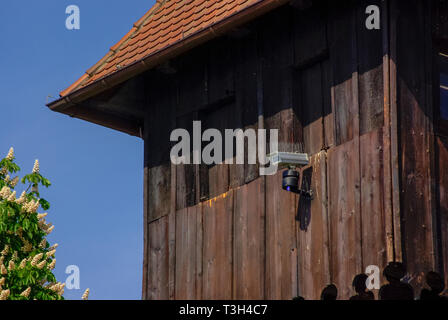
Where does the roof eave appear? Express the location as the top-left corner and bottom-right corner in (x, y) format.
(47, 0), (291, 117)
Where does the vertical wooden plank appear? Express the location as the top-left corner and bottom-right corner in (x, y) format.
(265, 171), (298, 299)
(206, 37), (244, 192)
(381, 0), (395, 264)
(175, 206), (201, 299)
(207, 38), (235, 104)
(328, 2), (358, 146)
(174, 208), (191, 299)
(395, 0), (435, 291)
(144, 73), (176, 298)
(147, 217), (169, 300)
(360, 129), (388, 295)
(322, 59), (334, 149)
(298, 63), (325, 155)
(168, 101), (177, 299)
(196, 203), (203, 299)
(297, 152), (331, 300)
(292, 1), (331, 151)
(145, 74), (174, 222)
(292, 2), (327, 66)
(327, 2), (363, 300)
(202, 191), (234, 299)
(327, 140), (362, 299)
(260, 7), (300, 155)
(357, 0), (384, 135)
(436, 136), (448, 289)
(175, 113), (197, 210)
(142, 165), (149, 300)
(388, 0), (403, 262)
(168, 152), (177, 300)
(201, 105), (233, 198)
(147, 165), (171, 221)
(233, 180), (265, 299)
(175, 49), (207, 209)
(234, 32), (260, 184)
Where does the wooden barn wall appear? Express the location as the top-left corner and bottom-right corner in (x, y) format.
(392, 0), (440, 292)
(436, 136), (448, 292)
(432, 0), (448, 291)
(140, 0), (429, 300)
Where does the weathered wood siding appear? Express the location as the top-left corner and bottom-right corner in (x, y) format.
(142, 0), (447, 299)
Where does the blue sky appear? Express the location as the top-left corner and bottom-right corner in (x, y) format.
(0, 1), (156, 299)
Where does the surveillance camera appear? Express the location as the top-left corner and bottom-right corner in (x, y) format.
(267, 151), (309, 168)
(282, 169), (300, 193)
(281, 168), (313, 199)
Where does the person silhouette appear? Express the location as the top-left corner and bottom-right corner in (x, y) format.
(379, 262), (414, 300)
(420, 271), (448, 300)
(349, 273), (375, 300)
(321, 284), (338, 300)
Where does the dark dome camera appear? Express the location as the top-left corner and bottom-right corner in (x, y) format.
(282, 168), (313, 199)
(282, 169), (300, 193)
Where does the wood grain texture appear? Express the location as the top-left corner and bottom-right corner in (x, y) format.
(356, 0), (384, 135)
(328, 1), (358, 146)
(233, 180), (265, 299)
(394, 0), (436, 291)
(436, 136), (448, 290)
(360, 129), (388, 294)
(327, 139), (362, 300)
(202, 192), (234, 299)
(175, 206), (202, 299)
(297, 152), (331, 300)
(147, 217), (169, 300)
(265, 171), (298, 300)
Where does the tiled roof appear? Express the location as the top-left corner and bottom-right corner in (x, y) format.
(60, 0), (277, 97)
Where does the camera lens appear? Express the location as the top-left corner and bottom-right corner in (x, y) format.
(282, 169), (299, 193)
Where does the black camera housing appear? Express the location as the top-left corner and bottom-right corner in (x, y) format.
(282, 169), (313, 199)
(282, 169), (300, 193)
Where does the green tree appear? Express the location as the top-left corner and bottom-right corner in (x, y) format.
(0, 147), (64, 300)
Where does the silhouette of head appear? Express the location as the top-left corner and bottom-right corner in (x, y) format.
(352, 273), (368, 294)
(426, 271), (445, 294)
(321, 284), (338, 300)
(383, 262), (406, 283)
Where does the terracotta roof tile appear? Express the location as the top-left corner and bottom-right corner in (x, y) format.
(60, 0), (274, 96)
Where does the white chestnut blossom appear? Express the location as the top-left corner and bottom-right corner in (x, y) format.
(46, 225), (55, 235)
(0, 186), (11, 199)
(48, 259), (56, 270)
(39, 238), (47, 249)
(31, 253), (43, 266)
(36, 260), (47, 269)
(20, 287), (31, 298)
(37, 213), (48, 220)
(32, 160), (39, 174)
(82, 288), (90, 300)
(15, 191), (26, 204)
(46, 250), (56, 257)
(5, 148), (14, 161)
(0, 264), (7, 275)
(7, 191), (16, 202)
(0, 289), (10, 300)
(21, 240), (32, 253)
(10, 176), (19, 187)
(19, 258), (27, 269)
(1, 245), (9, 256)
